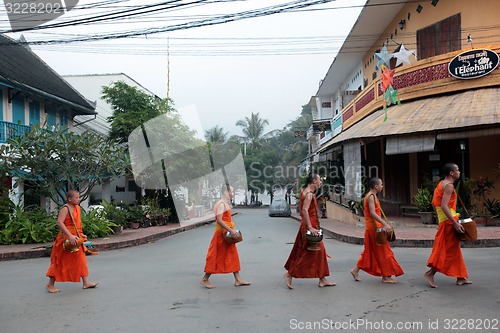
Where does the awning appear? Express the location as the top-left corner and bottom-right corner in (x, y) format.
(386, 134), (435, 155)
(319, 87), (500, 152)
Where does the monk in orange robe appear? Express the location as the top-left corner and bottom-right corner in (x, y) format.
(46, 190), (98, 293)
(351, 177), (404, 283)
(425, 163), (470, 288)
(284, 173), (335, 289)
(200, 185), (251, 289)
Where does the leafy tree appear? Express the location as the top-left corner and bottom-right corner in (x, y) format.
(235, 112), (269, 148)
(284, 107), (312, 165)
(204, 125), (228, 143)
(101, 81), (170, 145)
(0, 123), (128, 205)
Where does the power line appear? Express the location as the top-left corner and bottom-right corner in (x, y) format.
(1, 0), (356, 44)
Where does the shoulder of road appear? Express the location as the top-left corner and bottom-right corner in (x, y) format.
(2, 208), (500, 261)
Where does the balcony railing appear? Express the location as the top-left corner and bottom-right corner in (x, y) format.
(0, 121), (31, 143)
(340, 45), (500, 130)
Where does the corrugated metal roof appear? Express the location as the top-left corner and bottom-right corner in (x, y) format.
(0, 34), (95, 115)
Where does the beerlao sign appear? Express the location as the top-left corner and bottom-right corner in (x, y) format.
(448, 49), (499, 79)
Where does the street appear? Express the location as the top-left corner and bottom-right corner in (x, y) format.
(1, 208), (499, 333)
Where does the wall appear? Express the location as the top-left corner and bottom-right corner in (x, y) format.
(362, 0), (500, 87)
(328, 201), (365, 226)
(469, 134), (500, 200)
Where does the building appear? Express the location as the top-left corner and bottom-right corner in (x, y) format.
(0, 33), (96, 208)
(63, 73), (161, 205)
(308, 0), (500, 220)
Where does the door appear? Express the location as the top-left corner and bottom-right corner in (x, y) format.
(29, 101), (40, 125)
(12, 95), (25, 125)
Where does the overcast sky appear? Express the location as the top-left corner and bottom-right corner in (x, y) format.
(2, 0), (365, 138)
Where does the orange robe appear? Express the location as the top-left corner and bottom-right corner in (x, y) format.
(46, 206), (89, 282)
(204, 203), (241, 274)
(284, 189), (330, 278)
(426, 181), (468, 278)
(355, 193), (404, 277)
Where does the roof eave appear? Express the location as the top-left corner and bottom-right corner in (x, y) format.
(0, 77), (96, 115)
(316, 0), (409, 97)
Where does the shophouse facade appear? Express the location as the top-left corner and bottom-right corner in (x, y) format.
(309, 0), (500, 219)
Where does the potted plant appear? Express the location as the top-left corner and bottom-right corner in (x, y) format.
(484, 198), (500, 226)
(414, 188), (435, 224)
(127, 204), (144, 229)
(348, 199), (364, 216)
(471, 176), (495, 226)
(101, 201), (129, 233)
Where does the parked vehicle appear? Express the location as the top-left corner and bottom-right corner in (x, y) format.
(269, 199), (291, 217)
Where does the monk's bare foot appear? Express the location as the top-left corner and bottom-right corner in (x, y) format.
(424, 271), (437, 288)
(350, 268), (361, 282)
(381, 277), (398, 284)
(283, 273), (293, 289)
(456, 278), (472, 286)
(235, 280), (251, 287)
(46, 285), (60, 293)
(318, 278), (336, 287)
(82, 282), (98, 289)
(200, 279), (216, 289)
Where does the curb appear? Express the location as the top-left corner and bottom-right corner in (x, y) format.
(290, 215), (500, 248)
(91, 219), (214, 252)
(0, 219), (215, 262)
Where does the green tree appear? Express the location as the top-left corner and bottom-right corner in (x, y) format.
(204, 125), (228, 143)
(102, 81), (170, 144)
(284, 106), (312, 165)
(0, 123), (127, 205)
(235, 112), (269, 148)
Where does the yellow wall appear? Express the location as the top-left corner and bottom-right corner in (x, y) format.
(328, 201), (365, 226)
(363, 0), (500, 86)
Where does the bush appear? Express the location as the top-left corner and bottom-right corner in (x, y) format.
(101, 200), (130, 226)
(0, 204), (117, 245)
(81, 207), (117, 238)
(0, 195), (15, 230)
(0, 205), (58, 244)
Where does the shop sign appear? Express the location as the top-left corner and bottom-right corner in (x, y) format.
(448, 49), (499, 79)
(312, 121), (331, 132)
(294, 131), (307, 138)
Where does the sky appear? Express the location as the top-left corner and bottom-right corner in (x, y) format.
(2, 0), (365, 138)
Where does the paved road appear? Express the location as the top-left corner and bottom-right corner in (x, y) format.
(1, 208), (499, 333)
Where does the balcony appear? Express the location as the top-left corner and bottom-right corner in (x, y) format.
(340, 45), (500, 130)
(0, 121), (31, 144)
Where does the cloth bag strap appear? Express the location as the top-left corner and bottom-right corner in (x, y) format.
(369, 194), (392, 229)
(64, 205), (80, 238)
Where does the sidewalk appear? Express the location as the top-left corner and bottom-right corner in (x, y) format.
(0, 213), (216, 261)
(2, 210), (500, 261)
(290, 212), (500, 248)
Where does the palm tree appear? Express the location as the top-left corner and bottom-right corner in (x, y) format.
(235, 112), (269, 147)
(204, 125), (228, 143)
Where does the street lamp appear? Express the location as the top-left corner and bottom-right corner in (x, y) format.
(459, 141), (466, 179)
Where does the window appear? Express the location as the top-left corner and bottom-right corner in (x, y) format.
(417, 13), (461, 60)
